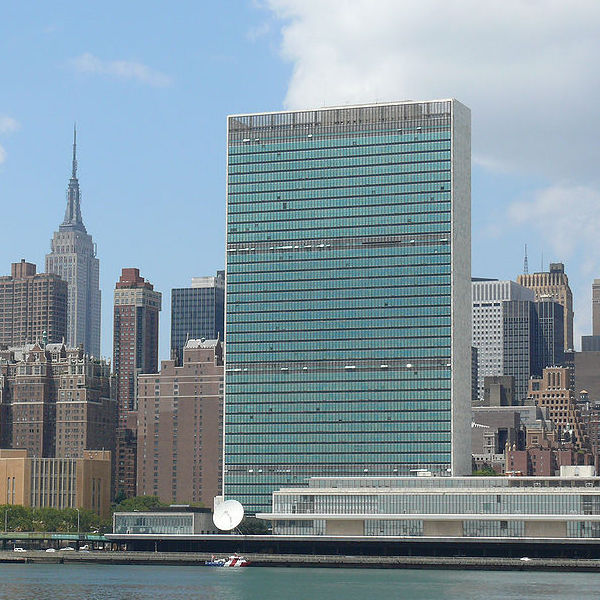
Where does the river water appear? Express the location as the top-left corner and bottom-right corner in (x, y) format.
(0, 564), (598, 600)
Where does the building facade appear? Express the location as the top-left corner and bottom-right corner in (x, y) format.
(113, 268), (161, 498)
(528, 366), (586, 449)
(45, 128), (101, 357)
(517, 263), (574, 351)
(0, 448), (111, 517)
(0, 260), (67, 348)
(137, 339), (224, 505)
(259, 476), (600, 539)
(0, 342), (115, 459)
(501, 299), (565, 404)
(593, 279), (600, 336)
(113, 508), (218, 535)
(225, 100), (472, 513)
(471, 279), (534, 402)
(170, 271), (225, 365)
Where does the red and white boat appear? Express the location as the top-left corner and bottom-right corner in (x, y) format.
(205, 554), (250, 567)
(224, 555), (250, 567)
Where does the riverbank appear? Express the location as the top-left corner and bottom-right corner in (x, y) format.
(3, 550), (600, 571)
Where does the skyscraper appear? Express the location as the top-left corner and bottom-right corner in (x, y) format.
(0, 260), (67, 347)
(46, 127), (101, 357)
(517, 263), (573, 351)
(170, 271), (225, 365)
(593, 279), (600, 336)
(502, 299), (565, 403)
(225, 100), (472, 513)
(113, 268), (161, 498)
(472, 279), (534, 402)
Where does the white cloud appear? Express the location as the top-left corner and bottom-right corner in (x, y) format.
(509, 185), (600, 259)
(70, 53), (172, 88)
(0, 116), (19, 134)
(509, 184), (600, 344)
(247, 22), (271, 42)
(0, 115), (19, 165)
(266, 0), (600, 183)
(265, 1), (600, 344)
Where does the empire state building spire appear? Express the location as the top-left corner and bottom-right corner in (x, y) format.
(61, 124), (86, 232)
(47, 125), (101, 358)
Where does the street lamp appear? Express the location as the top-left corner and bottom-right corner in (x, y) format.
(76, 508), (80, 535)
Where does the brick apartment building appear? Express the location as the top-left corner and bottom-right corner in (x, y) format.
(137, 339), (223, 505)
(0, 260), (67, 347)
(113, 268), (161, 498)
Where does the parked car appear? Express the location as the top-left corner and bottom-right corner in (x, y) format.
(45, 548), (56, 553)
(59, 546), (75, 551)
(13, 547), (26, 552)
(79, 544), (90, 551)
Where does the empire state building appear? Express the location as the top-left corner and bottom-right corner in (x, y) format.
(46, 127), (101, 357)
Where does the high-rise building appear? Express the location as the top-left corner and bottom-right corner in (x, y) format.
(472, 279), (534, 402)
(581, 279), (600, 351)
(534, 299), (564, 370)
(593, 280), (600, 336)
(113, 268), (161, 498)
(170, 271), (225, 365)
(502, 299), (565, 403)
(225, 100), (472, 513)
(517, 263), (573, 351)
(0, 342), (115, 459)
(46, 127), (101, 358)
(0, 260), (67, 347)
(137, 339), (224, 505)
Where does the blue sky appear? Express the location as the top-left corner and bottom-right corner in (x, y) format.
(1, 1), (599, 359)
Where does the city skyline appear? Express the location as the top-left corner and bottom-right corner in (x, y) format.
(2, 2), (600, 364)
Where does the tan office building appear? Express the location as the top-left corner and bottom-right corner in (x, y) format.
(137, 339), (223, 506)
(518, 263), (574, 351)
(528, 366), (586, 448)
(0, 448), (111, 517)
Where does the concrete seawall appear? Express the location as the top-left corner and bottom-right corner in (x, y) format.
(3, 551), (600, 571)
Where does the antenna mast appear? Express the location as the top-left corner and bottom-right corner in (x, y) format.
(523, 244), (529, 275)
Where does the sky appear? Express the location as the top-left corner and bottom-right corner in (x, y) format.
(1, 0), (599, 359)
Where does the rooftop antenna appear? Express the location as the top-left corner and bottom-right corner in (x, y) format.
(523, 244), (529, 275)
(541, 250), (544, 272)
(72, 122), (77, 179)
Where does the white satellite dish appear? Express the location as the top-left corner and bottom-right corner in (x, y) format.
(213, 497), (244, 531)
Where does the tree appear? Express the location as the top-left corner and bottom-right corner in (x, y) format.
(237, 516), (271, 535)
(112, 495), (168, 513)
(472, 465), (499, 476)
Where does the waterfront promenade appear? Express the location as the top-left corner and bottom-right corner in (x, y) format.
(3, 550), (600, 572)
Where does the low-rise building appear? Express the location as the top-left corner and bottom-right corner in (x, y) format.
(258, 476), (600, 539)
(113, 507), (218, 535)
(0, 448), (111, 517)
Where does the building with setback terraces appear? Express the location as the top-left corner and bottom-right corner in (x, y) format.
(45, 128), (101, 357)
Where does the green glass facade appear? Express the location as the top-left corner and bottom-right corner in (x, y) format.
(225, 101), (471, 513)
